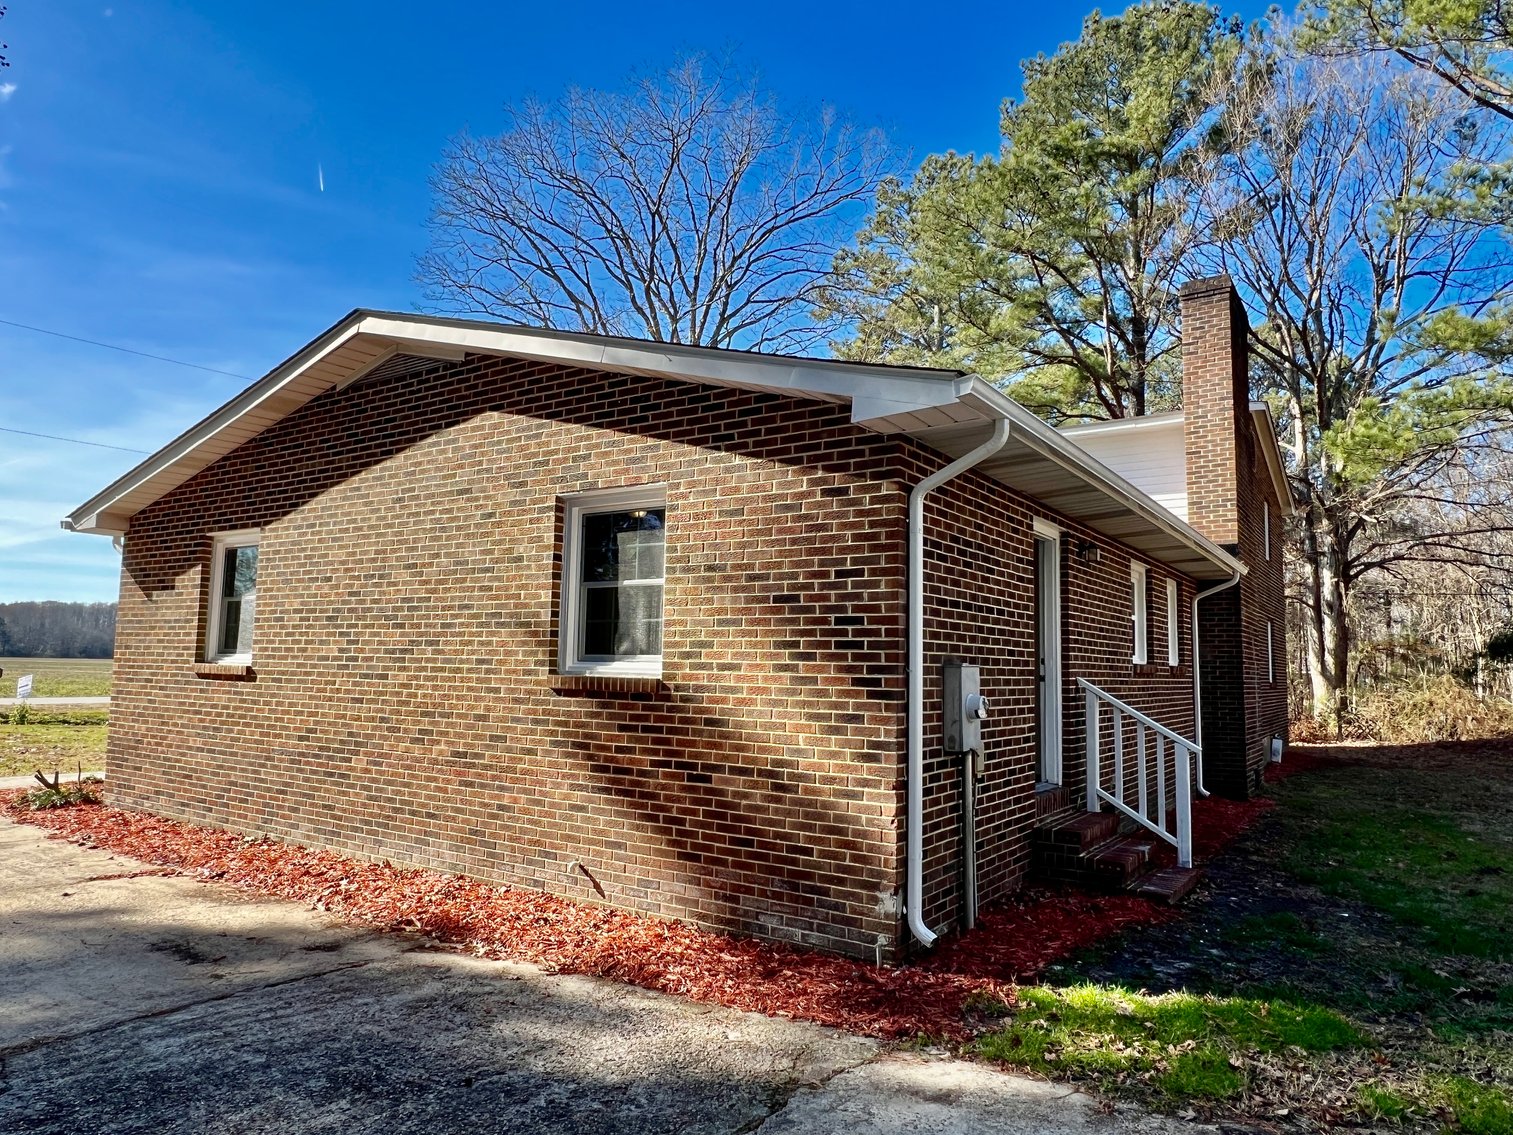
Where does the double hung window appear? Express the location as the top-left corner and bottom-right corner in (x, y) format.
(206, 530), (260, 664)
(560, 488), (666, 677)
(1130, 562), (1149, 665)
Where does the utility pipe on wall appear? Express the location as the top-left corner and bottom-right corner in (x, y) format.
(1189, 568), (1243, 797)
(906, 416), (1011, 949)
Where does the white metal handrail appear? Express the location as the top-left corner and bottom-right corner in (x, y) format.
(1078, 677), (1200, 868)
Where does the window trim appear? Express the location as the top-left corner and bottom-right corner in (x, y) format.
(1264, 501), (1271, 561)
(1166, 577), (1179, 665)
(559, 485), (667, 679)
(1267, 620), (1275, 684)
(204, 529), (261, 665)
(1130, 561), (1148, 665)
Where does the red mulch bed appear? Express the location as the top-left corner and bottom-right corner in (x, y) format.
(0, 784), (1270, 1040)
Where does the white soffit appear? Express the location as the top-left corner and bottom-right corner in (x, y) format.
(61, 311), (968, 536)
(59, 309), (1244, 580)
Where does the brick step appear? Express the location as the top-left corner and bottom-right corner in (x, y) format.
(1041, 810), (1121, 850)
(1031, 810), (1203, 905)
(1136, 866), (1204, 904)
(1086, 835), (1154, 891)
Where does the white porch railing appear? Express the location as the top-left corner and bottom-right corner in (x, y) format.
(1078, 678), (1200, 869)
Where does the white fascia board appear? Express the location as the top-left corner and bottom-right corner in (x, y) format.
(1249, 402), (1295, 517)
(1059, 410), (1185, 436)
(353, 315), (967, 417)
(963, 378), (1245, 580)
(62, 310), (968, 537)
(63, 315), (371, 537)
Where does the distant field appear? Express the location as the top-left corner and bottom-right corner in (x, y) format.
(0, 657), (113, 698)
(0, 708), (108, 777)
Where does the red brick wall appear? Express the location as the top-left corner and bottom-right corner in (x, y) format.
(110, 355), (910, 959)
(107, 348), (1227, 960)
(1180, 277), (1289, 797)
(908, 446), (1198, 943)
(1181, 279), (1251, 548)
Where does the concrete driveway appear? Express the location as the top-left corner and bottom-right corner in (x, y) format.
(0, 815), (1213, 1135)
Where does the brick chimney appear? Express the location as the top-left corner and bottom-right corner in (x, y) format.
(1179, 276), (1251, 550)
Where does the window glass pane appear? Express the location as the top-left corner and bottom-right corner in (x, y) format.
(582, 586), (619, 657)
(617, 583), (663, 655)
(223, 545), (258, 598)
(217, 543), (258, 656)
(581, 509), (665, 582)
(581, 583), (663, 658)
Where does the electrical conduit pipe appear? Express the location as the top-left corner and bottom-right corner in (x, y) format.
(906, 416), (1011, 948)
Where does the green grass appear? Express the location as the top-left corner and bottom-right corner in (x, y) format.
(1439, 1076), (1513, 1135)
(1355, 1083), (1414, 1122)
(1031, 744), (1513, 1126)
(973, 985), (1360, 1100)
(1275, 769), (1513, 962)
(0, 709), (108, 777)
(0, 657), (113, 698)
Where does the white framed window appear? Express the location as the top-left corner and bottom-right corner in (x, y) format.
(1267, 620), (1275, 683)
(1166, 577), (1179, 665)
(1264, 501), (1271, 561)
(1130, 562), (1148, 665)
(560, 486), (667, 677)
(205, 530), (260, 664)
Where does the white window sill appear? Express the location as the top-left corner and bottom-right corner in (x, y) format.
(562, 660), (662, 680)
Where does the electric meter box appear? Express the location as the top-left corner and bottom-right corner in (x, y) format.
(943, 661), (988, 755)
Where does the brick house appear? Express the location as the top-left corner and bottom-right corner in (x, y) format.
(65, 275), (1289, 961)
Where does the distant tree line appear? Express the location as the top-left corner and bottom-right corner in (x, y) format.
(0, 603), (117, 658)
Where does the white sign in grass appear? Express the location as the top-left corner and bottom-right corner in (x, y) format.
(16, 674), (33, 700)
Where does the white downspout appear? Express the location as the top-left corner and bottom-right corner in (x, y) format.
(1190, 568), (1242, 797)
(906, 416), (1011, 948)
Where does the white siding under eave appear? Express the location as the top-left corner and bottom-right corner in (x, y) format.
(1059, 417), (1188, 523)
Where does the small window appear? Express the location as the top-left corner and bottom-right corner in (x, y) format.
(1267, 620), (1275, 684)
(560, 486), (666, 677)
(205, 531), (260, 663)
(1166, 577), (1179, 665)
(1130, 562), (1148, 665)
(1264, 501), (1271, 561)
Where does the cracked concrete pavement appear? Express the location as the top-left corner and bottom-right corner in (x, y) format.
(0, 815), (1215, 1134)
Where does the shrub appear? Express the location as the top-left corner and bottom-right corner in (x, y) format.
(1346, 676), (1513, 744)
(24, 770), (102, 809)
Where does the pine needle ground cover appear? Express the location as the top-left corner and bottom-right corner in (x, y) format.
(1042, 741), (1513, 1131)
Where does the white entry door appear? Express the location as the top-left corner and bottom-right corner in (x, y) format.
(1034, 524), (1063, 785)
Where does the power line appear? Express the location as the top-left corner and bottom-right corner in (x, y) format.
(0, 317), (254, 381)
(0, 426), (148, 454)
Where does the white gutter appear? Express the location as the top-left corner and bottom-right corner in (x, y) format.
(1190, 568), (1243, 796)
(906, 415), (1012, 949)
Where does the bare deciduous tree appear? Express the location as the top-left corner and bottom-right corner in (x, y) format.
(419, 58), (891, 352)
(1198, 44), (1513, 716)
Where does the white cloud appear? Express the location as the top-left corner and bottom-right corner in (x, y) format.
(0, 84), (16, 102)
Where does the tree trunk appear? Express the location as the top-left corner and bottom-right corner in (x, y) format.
(1302, 497), (1351, 721)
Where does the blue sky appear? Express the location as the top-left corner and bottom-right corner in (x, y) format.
(0, 0), (1275, 603)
